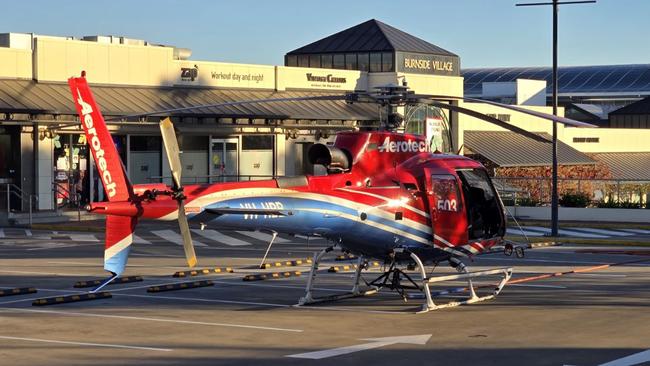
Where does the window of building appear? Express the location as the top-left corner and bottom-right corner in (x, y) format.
(321, 54), (333, 69)
(298, 55), (309, 67)
(369, 53), (382, 72)
(381, 52), (393, 72)
(242, 135), (274, 150)
(130, 136), (162, 184)
(309, 54), (321, 68)
(286, 55), (297, 67)
(332, 54), (345, 69)
(358, 53), (369, 71)
(179, 136), (208, 184)
(345, 53), (357, 70)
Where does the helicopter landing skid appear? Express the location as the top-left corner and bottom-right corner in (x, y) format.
(297, 246), (378, 306)
(407, 251), (513, 313)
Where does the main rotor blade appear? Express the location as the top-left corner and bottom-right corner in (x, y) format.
(106, 95), (347, 121)
(420, 99), (552, 143)
(177, 200), (197, 268)
(159, 118), (183, 189)
(424, 95), (596, 128)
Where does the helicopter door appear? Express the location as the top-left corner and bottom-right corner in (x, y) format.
(426, 172), (468, 247)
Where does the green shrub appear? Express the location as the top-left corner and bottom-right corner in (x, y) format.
(559, 192), (590, 208)
(596, 200), (619, 208)
(618, 200), (641, 209)
(595, 200), (642, 209)
(516, 197), (540, 207)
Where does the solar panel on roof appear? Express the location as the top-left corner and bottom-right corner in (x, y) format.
(462, 64), (650, 96)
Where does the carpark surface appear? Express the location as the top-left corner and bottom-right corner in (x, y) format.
(1, 223), (649, 366)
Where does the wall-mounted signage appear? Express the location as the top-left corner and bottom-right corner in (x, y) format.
(180, 65), (199, 82)
(396, 52), (460, 76)
(277, 66), (366, 91)
(175, 61), (275, 89)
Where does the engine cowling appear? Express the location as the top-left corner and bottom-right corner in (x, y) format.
(308, 144), (352, 173)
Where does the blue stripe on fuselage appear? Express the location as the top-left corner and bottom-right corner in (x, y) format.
(193, 196), (433, 257)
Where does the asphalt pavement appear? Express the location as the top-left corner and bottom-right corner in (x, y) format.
(0, 223), (649, 365)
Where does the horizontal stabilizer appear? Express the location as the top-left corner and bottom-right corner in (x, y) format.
(205, 207), (289, 216)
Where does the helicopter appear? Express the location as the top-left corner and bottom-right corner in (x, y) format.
(68, 73), (593, 312)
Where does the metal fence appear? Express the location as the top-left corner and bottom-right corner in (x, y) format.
(493, 177), (650, 208)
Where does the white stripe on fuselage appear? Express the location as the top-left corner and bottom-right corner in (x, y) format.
(335, 187), (430, 218)
(161, 187), (461, 254)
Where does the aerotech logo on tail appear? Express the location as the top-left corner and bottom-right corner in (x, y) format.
(76, 89), (117, 198)
(69, 75), (131, 202)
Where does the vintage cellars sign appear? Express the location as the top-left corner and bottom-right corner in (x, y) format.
(396, 52), (460, 76)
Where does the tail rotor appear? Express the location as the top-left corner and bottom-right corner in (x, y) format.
(160, 117), (198, 268)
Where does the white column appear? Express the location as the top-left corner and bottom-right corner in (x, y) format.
(275, 133), (286, 176)
(36, 135), (53, 210)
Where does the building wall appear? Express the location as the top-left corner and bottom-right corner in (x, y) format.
(561, 127), (650, 153)
(0, 47), (31, 79)
(456, 102), (565, 153)
(609, 114), (650, 129)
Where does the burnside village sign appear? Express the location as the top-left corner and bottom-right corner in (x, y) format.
(396, 52), (460, 77)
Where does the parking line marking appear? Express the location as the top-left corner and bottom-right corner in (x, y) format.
(68, 234), (100, 242)
(567, 227), (634, 237)
(509, 284), (566, 289)
(0, 269), (94, 276)
(151, 230), (207, 247)
(0, 307), (303, 333)
(620, 228), (650, 235)
(598, 349), (650, 366)
(133, 235), (151, 245)
(479, 257), (650, 266)
(520, 226), (608, 238)
(192, 229), (251, 246)
(236, 231), (290, 243)
(506, 229), (545, 237)
(117, 292), (293, 309)
(0, 335), (172, 352)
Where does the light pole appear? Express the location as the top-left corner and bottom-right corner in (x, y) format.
(515, 0), (596, 236)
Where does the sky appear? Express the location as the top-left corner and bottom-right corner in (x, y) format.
(2, 0), (649, 68)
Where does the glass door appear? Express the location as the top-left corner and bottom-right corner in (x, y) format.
(210, 138), (238, 182)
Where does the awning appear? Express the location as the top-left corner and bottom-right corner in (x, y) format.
(0, 79), (379, 121)
(593, 152), (650, 180)
(464, 131), (596, 167)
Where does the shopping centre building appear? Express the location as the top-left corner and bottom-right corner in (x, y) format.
(1, 19), (650, 212)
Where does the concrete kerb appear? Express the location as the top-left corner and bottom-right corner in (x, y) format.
(29, 221), (105, 233)
(506, 235), (650, 247)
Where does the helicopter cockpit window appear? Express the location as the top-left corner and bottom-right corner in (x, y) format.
(456, 168), (503, 240)
(430, 174), (461, 212)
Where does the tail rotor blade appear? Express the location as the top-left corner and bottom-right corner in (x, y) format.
(177, 200), (197, 268)
(160, 117), (183, 189)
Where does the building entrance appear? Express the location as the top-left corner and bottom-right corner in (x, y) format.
(53, 134), (90, 208)
(210, 138), (238, 182)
